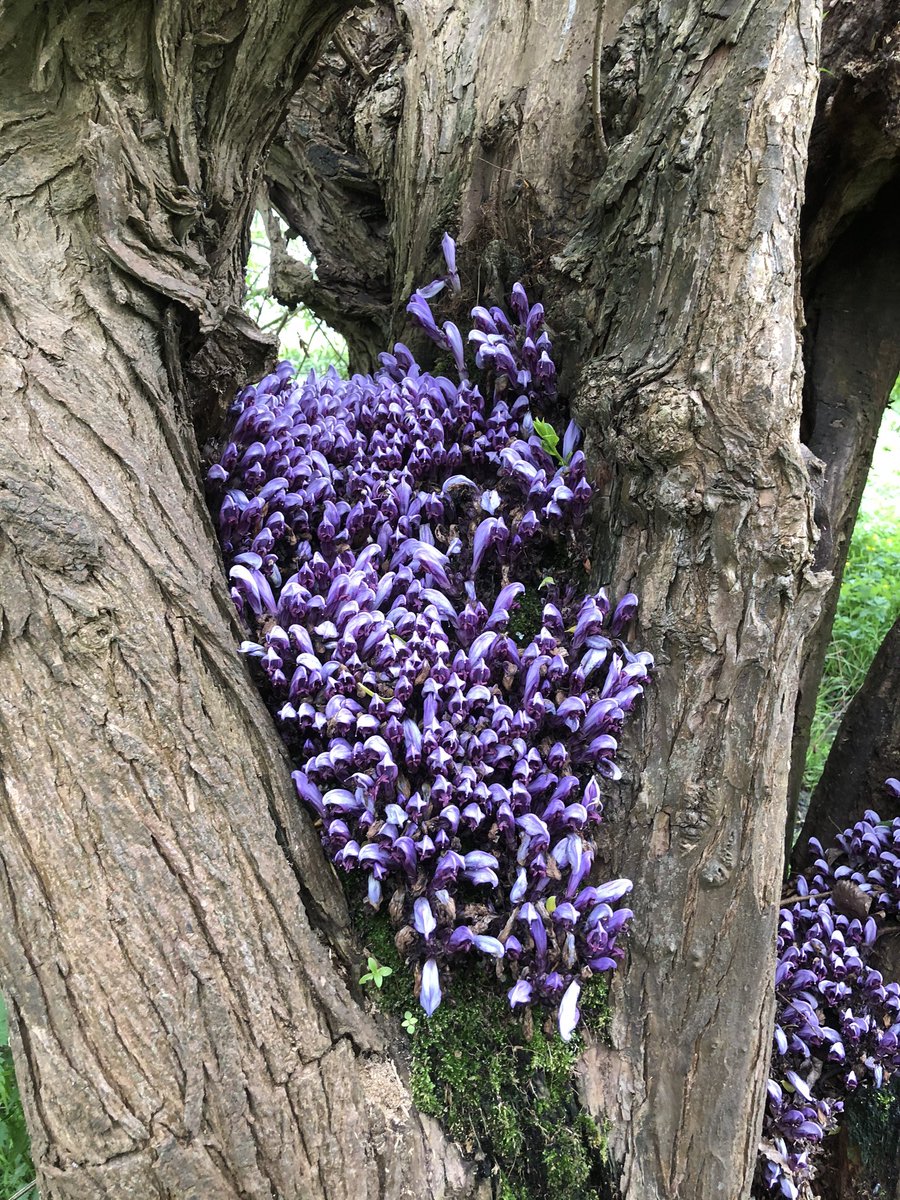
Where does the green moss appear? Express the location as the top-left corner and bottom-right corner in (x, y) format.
(843, 1079), (900, 1194)
(507, 586), (545, 648)
(352, 894), (616, 1199)
(351, 894), (416, 1013)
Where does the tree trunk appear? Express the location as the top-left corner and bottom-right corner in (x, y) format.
(276, 2), (823, 1196)
(784, 0), (900, 853)
(0, 4), (481, 1197)
(14, 0), (899, 1195)
(567, 9), (820, 1195)
(794, 615), (900, 861)
(265, 0), (605, 375)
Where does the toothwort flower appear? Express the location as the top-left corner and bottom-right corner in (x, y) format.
(206, 235), (652, 1039)
(758, 777), (900, 1198)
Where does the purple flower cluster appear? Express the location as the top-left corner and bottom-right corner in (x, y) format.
(759, 778), (900, 1198)
(206, 237), (651, 1038)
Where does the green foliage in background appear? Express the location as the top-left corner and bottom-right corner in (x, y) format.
(244, 214), (348, 377)
(843, 1079), (900, 1195)
(803, 403), (900, 791)
(0, 998), (34, 1200)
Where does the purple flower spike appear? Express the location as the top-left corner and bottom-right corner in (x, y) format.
(407, 292), (443, 341)
(590, 878), (633, 905)
(414, 897), (437, 940)
(508, 979), (533, 1007)
(443, 321), (467, 376)
(761, 777), (900, 1196)
(474, 935), (505, 958)
(441, 232), (461, 292)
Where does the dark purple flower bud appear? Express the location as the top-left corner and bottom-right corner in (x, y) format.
(510, 282), (529, 324)
(407, 292), (443, 340)
(441, 232), (460, 292)
(443, 321), (467, 376)
(433, 850), (465, 888)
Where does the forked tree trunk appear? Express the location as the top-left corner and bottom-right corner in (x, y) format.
(274, 2), (823, 1196)
(13, 0), (894, 1195)
(785, 0), (900, 854)
(0, 4), (481, 1197)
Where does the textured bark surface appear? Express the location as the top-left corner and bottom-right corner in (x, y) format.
(274, 1), (900, 864)
(277, 3), (823, 1197)
(264, 4), (399, 371)
(268, 0), (604, 373)
(565, 8), (820, 1196)
(0, 4), (483, 1197)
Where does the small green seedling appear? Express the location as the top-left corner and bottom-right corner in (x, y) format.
(359, 956), (393, 989)
(533, 418), (564, 465)
(401, 1010), (419, 1035)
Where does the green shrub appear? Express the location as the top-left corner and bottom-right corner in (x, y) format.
(804, 406), (900, 791)
(0, 998), (34, 1199)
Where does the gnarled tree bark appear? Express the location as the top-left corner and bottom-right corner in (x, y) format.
(0, 3), (482, 1197)
(10, 0), (897, 1195)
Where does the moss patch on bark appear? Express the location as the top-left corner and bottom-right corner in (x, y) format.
(353, 900), (616, 1199)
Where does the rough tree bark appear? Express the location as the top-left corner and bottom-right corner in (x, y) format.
(271, 1), (900, 864)
(265, 0), (605, 374)
(0, 4), (483, 1197)
(274, 2), (824, 1197)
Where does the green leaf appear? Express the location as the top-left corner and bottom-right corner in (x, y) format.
(533, 419), (565, 464)
(0, 996), (7, 1048)
(360, 956), (393, 988)
(402, 1010), (419, 1035)
(532, 418), (558, 447)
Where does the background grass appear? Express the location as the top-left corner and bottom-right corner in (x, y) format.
(803, 397), (900, 791)
(0, 999), (34, 1199)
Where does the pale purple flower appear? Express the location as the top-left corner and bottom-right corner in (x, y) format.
(421, 958), (442, 1016)
(558, 980), (581, 1041)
